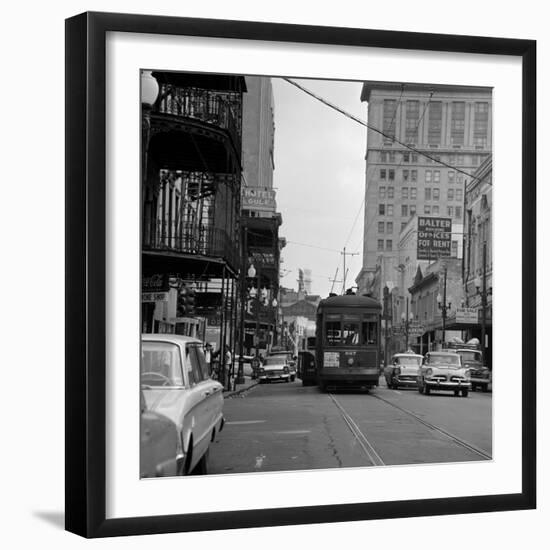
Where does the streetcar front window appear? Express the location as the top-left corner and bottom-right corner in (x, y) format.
(362, 321), (378, 345)
(342, 322), (360, 345)
(325, 321), (341, 345)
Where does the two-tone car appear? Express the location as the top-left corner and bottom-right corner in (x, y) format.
(267, 351), (296, 381)
(384, 351), (424, 389)
(257, 355), (292, 383)
(141, 334), (225, 476)
(418, 351), (471, 397)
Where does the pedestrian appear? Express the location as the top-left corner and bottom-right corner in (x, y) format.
(224, 345), (233, 388)
(204, 342), (213, 375)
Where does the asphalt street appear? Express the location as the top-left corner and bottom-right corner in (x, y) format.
(209, 376), (492, 474)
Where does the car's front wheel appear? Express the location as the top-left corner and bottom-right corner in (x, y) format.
(193, 448), (209, 475)
(424, 384), (430, 395)
(461, 389), (469, 398)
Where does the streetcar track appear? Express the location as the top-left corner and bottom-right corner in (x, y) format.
(371, 392), (492, 460)
(328, 393), (385, 466)
(328, 390), (492, 465)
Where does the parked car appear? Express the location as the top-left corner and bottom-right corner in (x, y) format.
(141, 334), (225, 475)
(454, 348), (491, 392)
(418, 351), (471, 397)
(384, 351), (424, 389)
(268, 351), (296, 381)
(258, 356), (292, 383)
(140, 390), (179, 478)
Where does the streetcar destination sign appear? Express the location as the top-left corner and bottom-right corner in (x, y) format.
(417, 216), (452, 260)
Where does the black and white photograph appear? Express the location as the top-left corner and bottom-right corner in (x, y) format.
(140, 70), (493, 477)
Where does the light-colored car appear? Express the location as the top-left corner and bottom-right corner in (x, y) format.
(258, 356), (292, 383)
(267, 352), (296, 381)
(418, 351), (471, 397)
(140, 390), (179, 478)
(141, 334), (225, 476)
(384, 352), (424, 389)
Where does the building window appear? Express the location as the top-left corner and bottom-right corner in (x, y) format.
(433, 188), (440, 200)
(456, 155), (464, 166)
(401, 222), (407, 232)
(383, 99), (397, 138)
(403, 169), (409, 181)
(378, 239), (384, 251)
(425, 170), (432, 183)
(474, 102), (489, 148)
(451, 240), (458, 258)
(389, 169), (395, 181)
(387, 221), (393, 233)
(402, 187), (409, 199)
(456, 173), (464, 184)
(387, 205), (394, 216)
(405, 100), (419, 142)
(379, 204), (385, 215)
(387, 186), (394, 199)
(410, 205), (417, 216)
(403, 152), (410, 163)
(412, 153), (418, 162)
(389, 152), (396, 163)
(378, 221), (385, 233)
(425, 188), (431, 200)
(432, 205), (440, 214)
(380, 169), (386, 180)
(434, 170), (440, 183)
(411, 170), (418, 182)
(424, 205), (431, 214)
(447, 188), (454, 200)
(456, 189), (463, 201)
(379, 186), (386, 199)
(401, 204), (408, 217)
(451, 102), (465, 146)
(380, 151), (387, 162)
(428, 101), (442, 144)
(448, 171), (455, 183)
(455, 206), (462, 219)
(447, 206), (454, 217)
(411, 187), (417, 199)
(386, 239), (393, 251)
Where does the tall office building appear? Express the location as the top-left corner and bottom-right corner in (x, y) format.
(355, 82), (492, 299)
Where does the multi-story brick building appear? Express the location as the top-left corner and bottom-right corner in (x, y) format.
(355, 82), (492, 300)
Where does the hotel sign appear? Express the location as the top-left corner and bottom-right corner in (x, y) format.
(456, 307), (478, 324)
(417, 216), (452, 260)
(242, 188), (276, 210)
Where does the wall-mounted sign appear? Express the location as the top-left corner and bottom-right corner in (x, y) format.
(142, 292), (169, 303)
(242, 188), (276, 210)
(142, 273), (169, 292)
(456, 307), (478, 324)
(417, 216), (452, 260)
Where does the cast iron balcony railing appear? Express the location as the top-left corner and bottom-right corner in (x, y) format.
(143, 220), (239, 271)
(156, 84), (241, 156)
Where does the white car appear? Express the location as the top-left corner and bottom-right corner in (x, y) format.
(418, 351), (471, 397)
(141, 334), (225, 476)
(258, 356), (292, 383)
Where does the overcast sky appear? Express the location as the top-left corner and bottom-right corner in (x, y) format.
(271, 78), (367, 298)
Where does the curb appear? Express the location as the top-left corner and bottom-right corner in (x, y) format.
(223, 380), (260, 399)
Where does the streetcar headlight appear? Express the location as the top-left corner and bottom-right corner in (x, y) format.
(347, 358), (354, 366)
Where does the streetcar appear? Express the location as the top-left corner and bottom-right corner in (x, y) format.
(315, 294), (382, 392)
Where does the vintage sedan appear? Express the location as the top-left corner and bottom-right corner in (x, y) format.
(384, 351), (424, 389)
(258, 356), (292, 383)
(141, 334), (225, 476)
(418, 351), (471, 397)
(268, 351), (297, 381)
(454, 348), (491, 392)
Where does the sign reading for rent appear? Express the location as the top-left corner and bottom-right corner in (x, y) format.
(417, 216), (452, 260)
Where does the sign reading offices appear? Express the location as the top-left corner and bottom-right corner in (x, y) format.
(417, 217), (452, 260)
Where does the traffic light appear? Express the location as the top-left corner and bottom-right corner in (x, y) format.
(186, 287), (196, 316)
(177, 286), (188, 317)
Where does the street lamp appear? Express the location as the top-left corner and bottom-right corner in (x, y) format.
(141, 70), (159, 176)
(474, 241), (492, 363)
(401, 298), (414, 350)
(437, 265), (451, 348)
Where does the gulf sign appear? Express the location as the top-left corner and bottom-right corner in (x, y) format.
(417, 216), (452, 260)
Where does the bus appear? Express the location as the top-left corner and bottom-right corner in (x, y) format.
(315, 294), (382, 392)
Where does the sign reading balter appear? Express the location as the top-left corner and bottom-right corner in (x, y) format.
(417, 216), (452, 260)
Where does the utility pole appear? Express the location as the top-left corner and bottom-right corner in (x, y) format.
(341, 247), (358, 294)
(329, 267), (342, 295)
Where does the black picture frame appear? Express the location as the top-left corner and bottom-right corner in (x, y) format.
(65, 11), (536, 538)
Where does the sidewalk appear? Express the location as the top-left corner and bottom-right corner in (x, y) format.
(223, 375), (259, 398)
